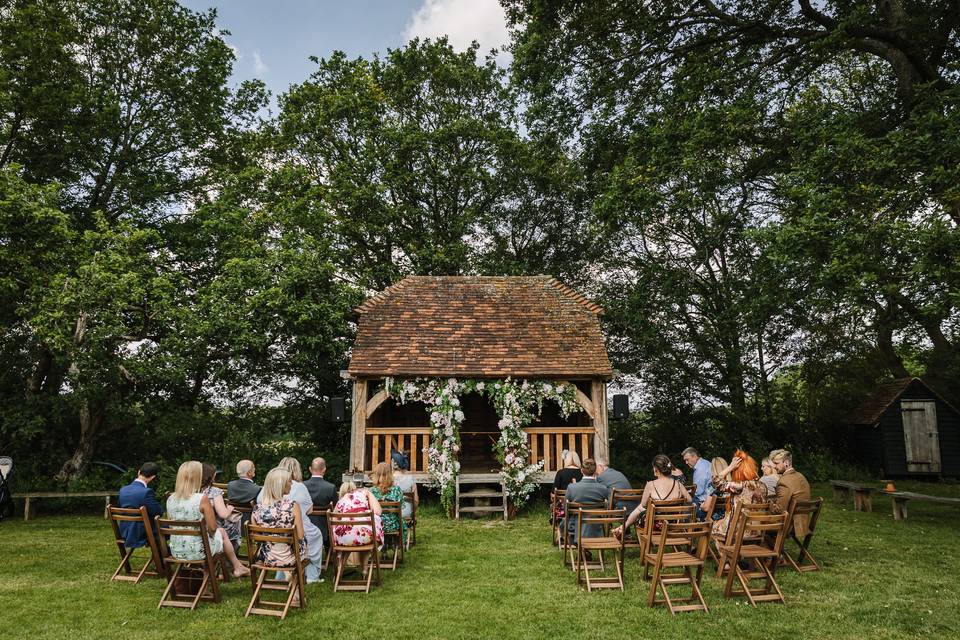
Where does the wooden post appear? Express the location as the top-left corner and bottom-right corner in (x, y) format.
(23, 496), (31, 522)
(350, 378), (368, 472)
(591, 380), (609, 462)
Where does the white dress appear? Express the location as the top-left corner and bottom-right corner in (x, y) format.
(395, 473), (416, 519)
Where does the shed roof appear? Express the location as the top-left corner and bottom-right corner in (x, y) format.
(347, 275), (613, 379)
(846, 377), (960, 425)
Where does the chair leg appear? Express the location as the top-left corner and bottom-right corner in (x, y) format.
(647, 563), (662, 607)
(245, 567), (267, 617)
(158, 565), (180, 609)
(689, 566), (709, 613)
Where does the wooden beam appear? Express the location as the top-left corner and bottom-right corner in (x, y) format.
(350, 379), (368, 471)
(366, 389), (389, 417)
(557, 380), (595, 420)
(591, 380), (609, 462)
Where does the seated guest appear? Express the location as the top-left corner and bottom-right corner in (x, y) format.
(227, 459), (260, 528)
(166, 461), (249, 577)
(333, 481), (384, 549)
(769, 449), (812, 538)
(553, 450), (583, 491)
(369, 461), (405, 543)
(201, 463), (242, 550)
(759, 456), (780, 496)
(261, 457), (324, 583)
(614, 455), (691, 536)
(565, 458), (610, 543)
(680, 446), (713, 518)
(303, 457), (337, 543)
(393, 458), (418, 520)
(118, 461), (163, 549)
(252, 468), (306, 572)
(596, 457), (631, 492)
(708, 450), (767, 537)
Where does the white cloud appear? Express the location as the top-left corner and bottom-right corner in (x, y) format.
(404, 0), (510, 61)
(252, 50), (268, 75)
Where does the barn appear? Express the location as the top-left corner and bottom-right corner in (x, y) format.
(846, 377), (960, 477)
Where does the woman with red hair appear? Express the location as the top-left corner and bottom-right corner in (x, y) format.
(708, 449), (768, 537)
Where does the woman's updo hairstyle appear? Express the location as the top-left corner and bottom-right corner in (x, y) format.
(652, 454), (673, 476)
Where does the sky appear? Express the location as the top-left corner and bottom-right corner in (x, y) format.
(180, 0), (511, 100)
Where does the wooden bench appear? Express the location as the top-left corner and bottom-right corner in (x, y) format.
(13, 491), (117, 522)
(887, 491), (960, 521)
(830, 480), (876, 512)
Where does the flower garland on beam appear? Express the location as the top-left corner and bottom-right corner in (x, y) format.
(383, 376), (580, 515)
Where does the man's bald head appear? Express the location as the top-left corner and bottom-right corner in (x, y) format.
(310, 457), (326, 475)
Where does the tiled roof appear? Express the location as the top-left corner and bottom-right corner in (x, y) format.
(846, 377), (960, 425)
(348, 276), (613, 379)
(846, 378), (915, 425)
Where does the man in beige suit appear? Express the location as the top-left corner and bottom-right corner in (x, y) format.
(769, 449), (812, 537)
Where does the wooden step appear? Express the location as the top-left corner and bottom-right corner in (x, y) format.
(459, 490), (504, 498)
(458, 506), (506, 513)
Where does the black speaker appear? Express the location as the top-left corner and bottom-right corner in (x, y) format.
(612, 394), (629, 420)
(329, 397), (346, 423)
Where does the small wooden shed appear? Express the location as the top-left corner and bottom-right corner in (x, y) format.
(345, 275), (614, 483)
(846, 377), (960, 477)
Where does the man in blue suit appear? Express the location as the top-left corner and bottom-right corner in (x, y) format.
(117, 462), (163, 548)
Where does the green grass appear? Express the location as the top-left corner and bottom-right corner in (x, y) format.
(1, 482), (958, 639)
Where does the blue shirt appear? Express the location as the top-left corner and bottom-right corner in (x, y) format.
(691, 458), (712, 504)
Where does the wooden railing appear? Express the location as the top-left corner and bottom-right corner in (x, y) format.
(525, 427), (594, 472)
(365, 427), (431, 472)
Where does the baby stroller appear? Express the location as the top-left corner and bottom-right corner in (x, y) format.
(0, 456), (13, 521)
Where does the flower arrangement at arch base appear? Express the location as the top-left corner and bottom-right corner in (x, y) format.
(383, 376), (580, 516)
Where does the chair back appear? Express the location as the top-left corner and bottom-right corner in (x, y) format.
(684, 484), (697, 497)
(212, 482), (228, 492)
(229, 499), (255, 515)
(402, 491), (417, 514)
(108, 505), (154, 543)
(638, 498), (688, 538)
(552, 489), (566, 510)
(721, 500), (772, 545)
(577, 507), (626, 534)
(245, 522), (302, 569)
(380, 500), (403, 525)
(732, 511), (787, 555)
(608, 487), (644, 510)
(787, 496), (823, 537)
(155, 517), (214, 562)
(328, 510), (377, 549)
(657, 520), (711, 560)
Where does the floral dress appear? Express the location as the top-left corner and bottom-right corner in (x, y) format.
(711, 479), (767, 538)
(333, 490), (384, 548)
(166, 493), (223, 560)
(205, 485), (242, 544)
(252, 498), (307, 567)
(370, 485), (405, 538)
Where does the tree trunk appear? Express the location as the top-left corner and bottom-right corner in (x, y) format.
(55, 400), (105, 484)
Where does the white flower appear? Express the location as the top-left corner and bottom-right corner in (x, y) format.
(477, 381), (485, 390)
(543, 383), (553, 393)
(497, 417), (511, 429)
(505, 453), (515, 464)
(454, 410), (464, 422)
(439, 452), (447, 463)
(452, 444), (460, 452)
(445, 426), (454, 436)
(451, 396), (460, 406)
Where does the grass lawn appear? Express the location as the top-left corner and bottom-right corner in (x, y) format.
(1, 482), (959, 639)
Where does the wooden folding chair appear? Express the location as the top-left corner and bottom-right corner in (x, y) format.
(563, 501), (606, 571)
(402, 491), (417, 549)
(107, 505), (164, 583)
(228, 499), (255, 563)
(575, 508), (626, 591)
(717, 511), (788, 606)
(608, 488), (645, 553)
(155, 517), (227, 610)
(379, 500), (404, 570)
(637, 500), (693, 580)
(782, 497), (824, 573)
(307, 502), (335, 572)
(645, 521), (712, 614)
(329, 510), (382, 593)
(710, 501), (772, 575)
(244, 522), (307, 619)
(550, 489), (565, 546)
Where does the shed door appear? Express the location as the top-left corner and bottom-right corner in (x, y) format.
(901, 400), (941, 473)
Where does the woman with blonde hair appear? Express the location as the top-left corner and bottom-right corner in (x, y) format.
(370, 461), (405, 541)
(166, 461), (249, 577)
(759, 456), (779, 496)
(553, 450), (583, 491)
(252, 468), (306, 567)
(333, 480), (384, 548)
(258, 457), (324, 583)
